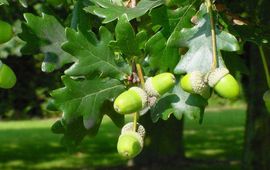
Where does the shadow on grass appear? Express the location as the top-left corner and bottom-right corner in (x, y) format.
(0, 108), (246, 170)
(0, 119), (126, 170)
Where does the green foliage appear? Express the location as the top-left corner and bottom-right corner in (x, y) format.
(51, 76), (125, 129)
(110, 14), (141, 57)
(168, 4), (240, 74)
(15, 0), (243, 148)
(3, 0), (268, 153)
(146, 5), (196, 72)
(151, 93), (179, 122)
(0, 0), (8, 5)
(85, 0), (163, 23)
(62, 27), (129, 78)
(20, 13), (74, 72)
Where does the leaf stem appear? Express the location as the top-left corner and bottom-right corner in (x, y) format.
(206, 0), (218, 70)
(259, 45), (270, 88)
(132, 64), (145, 131)
(136, 64), (145, 88)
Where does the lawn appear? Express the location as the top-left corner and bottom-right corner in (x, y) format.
(0, 108), (246, 170)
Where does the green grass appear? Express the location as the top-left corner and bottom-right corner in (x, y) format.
(184, 108), (246, 170)
(0, 108), (246, 170)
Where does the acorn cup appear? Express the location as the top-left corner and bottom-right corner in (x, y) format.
(263, 90), (270, 113)
(114, 87), (147, 114)
(145, 72), (176, 97)
(180, 71), (211, 99)
(0, 63), (17, 89)
(117, 122), (145, 159)
(207, 68), (240, 99)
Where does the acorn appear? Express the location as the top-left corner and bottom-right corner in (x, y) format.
(0, 63), (17, 89)
(207, 68), (240, 99)
(0, 20), (13, 44)
(114, 87), (147, 114)
(180, 71), (210, 98)
(117, 122), (145, 159)
(145, 73), (176, 97)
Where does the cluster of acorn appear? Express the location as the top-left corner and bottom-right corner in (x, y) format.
(113, 73), (176, 158)
(0, 20), (16, 89)
(180, 68), (240, 99)
(113, 68), (239, 159)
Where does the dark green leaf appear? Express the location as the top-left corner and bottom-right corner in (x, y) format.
(172, 82), (208, 120)
(62, 27), (130, 79)
(51, 76), (125, 129)
(51, 119), (65, 134)
(146, 31), (179, 72)
(85, 0), (163, 23)
(71, 0), (92, 32)
(233, 25), (270, 47)
(222, 51), (249, 75)
(168, 4), (240, 74)
(151, 93), (179, 122)
(135, 29), (148, 50)
(46, 99), (59, 111)
(150, 6), (196, 36)
(59, 116), (102, 150)
(103, 101), (125, 128)
(19, 13), (74, 72)
(146, 6), (195, 72)
(110, 14), (141, 57)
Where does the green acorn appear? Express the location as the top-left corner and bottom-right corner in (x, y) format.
(117, 122), (145, 159)
(114, 87), (147, 114)
(145, 72), (176, 97)
(207, 68), (240, 99)
(180, 71), (210, 98)
(0, 63), (17, 89)
(263, 90), (270, 113)
(0, 20), (13, 44)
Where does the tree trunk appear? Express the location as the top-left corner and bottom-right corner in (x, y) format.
(242, 44), (270, 170)
(134, 115), (184, 168)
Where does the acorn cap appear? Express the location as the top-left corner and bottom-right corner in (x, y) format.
(121, 122), (146, 139)
(189, 71), (211, 98)
(129, 87), (148, 109)
(207, 68), (229, 87)
(145, 77), (159, 97)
